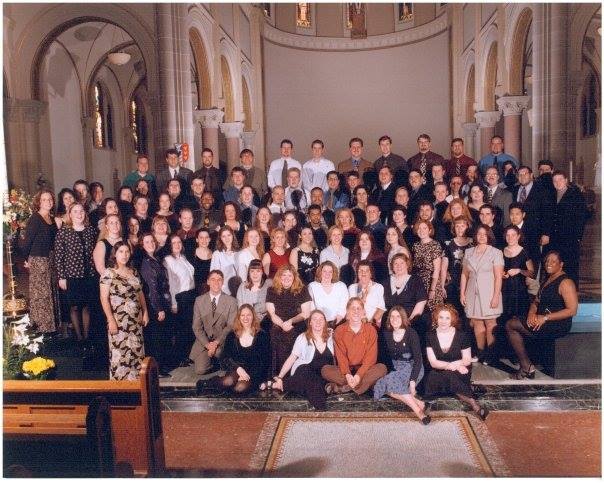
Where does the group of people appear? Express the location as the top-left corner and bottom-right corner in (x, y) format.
(18, 132), (585, 421)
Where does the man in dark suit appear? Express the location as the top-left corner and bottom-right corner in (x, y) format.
(371, 166), (397, 223)
(374, 135), (408, 188)
(365, 204), (387, 249)
(155, 148), (194, 194)
(546, 170), (588, 286)
(407, 133), (445, 185)
(511, 166), (555, 267)
(190, 270), (238, 375)
(415, 201), (448, 246)
(193, 148), (224, 205)
(484, 166), (513, 226)
(407, 169), (434, 224)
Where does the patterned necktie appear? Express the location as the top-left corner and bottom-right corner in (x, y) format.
(519, 186), (527, 204)
(420, 154), (427, 177)
(211, 297), (217, 315)
(353, 158), (360, 170)
(455, 159), (461, 176)
(327, 191), (334, 210)
(281, 159), (288, 187)
(487, 187), (494, 203)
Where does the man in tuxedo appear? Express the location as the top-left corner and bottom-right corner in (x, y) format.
(546, 170), (589, 286)
(407, 133), (445, 185)
(156, 148), (194, 193)
(484, 166), (513, 226)
(371, 166), (397, 223)
(190, 270), (238, 375)
(338, 137), (372, 175)
(374, 135), (408, 188)
(407, 169), (434, 224)
(445, 138), (477, 182)
(193, 148), (223, 205)
(512, 166), (554, 268)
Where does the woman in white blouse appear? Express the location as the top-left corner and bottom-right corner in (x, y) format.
(308, 261), (349, 328)
(237, 229), (265, 281)
(348, 260), (386, 326)
(319, 226), (349, 270)
(163, 234), (196, 365)
(210, 225), (240, 296)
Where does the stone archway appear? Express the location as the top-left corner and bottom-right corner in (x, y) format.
(508, 8), (533, 96)
(220, 55), (235, 122)
(189, 28), (212, 110)
(465, 64), (475, 123)
(484, 42), (498, 111)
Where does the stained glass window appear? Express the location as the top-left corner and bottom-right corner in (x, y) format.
(261, 3), (271, 18)
(93, 83), (113, 149)
(296, 3), (311, 28)
(129, 96), (147, 154)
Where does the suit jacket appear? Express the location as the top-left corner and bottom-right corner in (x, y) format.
(193, 166), (224, 203)
(189, 292), (238, 363)
(371, 183), (397, 223)
(366, 221), (387, 250)
(155, 167), (193, 193)
(512, 181), (555, 238)
(407, 185), (435, 224)
(444, 155), (477, 182)
(551, 185), (588, 244)
(489, 185), (513, 227)
(337, 157), (373, 175)
(407, 151), (445, 185)
(224, 166), (268, 200)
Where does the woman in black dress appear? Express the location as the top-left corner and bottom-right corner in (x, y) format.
(289, 227), (320, 285)
(505, 251), (578, 379)
(441, 216), (473, 316)
(502, 225), (534, 321)
(424, 304), (489, 420)
(216, 305), (270, 394)
(383, 253), (427, 323)
(265, 264), (313, 376)
(270, 310), (335, 411)
(191, 228), (212, 294)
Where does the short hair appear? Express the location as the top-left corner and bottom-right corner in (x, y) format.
(346, 297), (365, 311)
(89, 181), (104, 194)
(346, 171), (360, 179)
(73, 179), (89, 190)
(390, 204), (407, 218)
(503, 224), (523, 244)
(485, 165), (500, 176)
(408, 168), (422, 178)
(432, 163), (445, 171)
(491, 135), (503, 143)
(508, 202), (525, 213)
(469, 183), (488, 200)
(366, 202), (380, 211)
(308, 203), (322, 214)
(280, 139), (293, 148)
(208, 269), (224, 280)
(327, 170), (340, 179)
(389, 252), (412, 273)
(518, 165), (533, 175)
(378, 135), (392, 144)
(431, 303), (461, 329)
(385, 306), (410, 330)
(451, 138), (464, 145)
(349, 137), (363, 147)
(108, 241), (131, 269)
(32, 188), (56, 214)
(230, 166), (245, 176)
(287, 167), (301, 176)
(356, 260), (374, 280)
(178, 207), (193, 218)
(165, 148), (179, 158)
(133, 195), (149, 206)
(473, 223), (496, 245)
(538, 159), (554, 169)
(310, 187), (324, 196)
(552, 169), (567, 179)
(327, 225), (343, 240)
(433, 181), (448, 190)
(239, 148), (253, 157)
(202, 147), (213, 156)
(502, 160), (515, 169)
(353, 185), (368, 197)
(232, 304), (261, 338)
(314, 260), (339, 283)
(418, 200), (434, 211)
(417, 133), (431, 142)
(311, 139), (324, 148)
(479, 203), (495, 215)
(413, 219), (435, 237)
(136, 154), (149, 163)
(379, 165), (393, 175)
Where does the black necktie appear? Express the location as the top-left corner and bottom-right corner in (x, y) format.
(281, 159), (288, 187)
(493, 155), (498, 168)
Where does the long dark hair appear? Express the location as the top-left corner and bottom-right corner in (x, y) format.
(108, 240), (132, 269)
(245, 259), (267, 289)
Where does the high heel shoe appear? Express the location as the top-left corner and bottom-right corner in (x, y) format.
(510, 364), (536, 380)
(421, 415), (431, 425)
(477, 406), (489, 421)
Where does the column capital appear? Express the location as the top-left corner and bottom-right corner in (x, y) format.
(219, 121), (244, 139)
(474, 110), (501, 129)
(241, 131), (256, 147)
(496, 95), (531, 117)
(462, 122), (479, 136)
(4, 98), (46, 123)
(194, 109), (225, 129)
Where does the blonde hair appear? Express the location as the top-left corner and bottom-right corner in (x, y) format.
(272, 264), (305, 295)
(232, 304), (261, 337)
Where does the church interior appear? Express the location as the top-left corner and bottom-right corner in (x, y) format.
(2, 2), (602, 477)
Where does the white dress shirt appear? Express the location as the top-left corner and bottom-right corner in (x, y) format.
(267, 157), (302, 188)
(301, 157), (335, 191)
(163, 254), (195, 309)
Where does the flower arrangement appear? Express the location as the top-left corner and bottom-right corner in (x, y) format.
(3, 188), (33, 239)
(3, 314), (49, 379)
(22, 357), (56, 379)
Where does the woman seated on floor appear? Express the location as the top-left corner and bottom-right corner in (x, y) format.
(269, 310), (335, 411)
(373, 306), (429, 424)
(424, 303), (489, 420)
(215, 304), (270, 394)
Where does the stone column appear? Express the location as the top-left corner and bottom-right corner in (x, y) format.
(4, 99), (47, 193)
(496, 96), (531, 163)
(241, 131), (256, 151)
(219, 122), (244, 172)
(462, 122), (479, 159)
(194, 109), (224, 167)
(474, 111), (501, 157)
(81, 116), (95, 181)
(157, 3), (195, 169)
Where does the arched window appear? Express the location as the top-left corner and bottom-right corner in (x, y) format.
(93, 82), (113, 149)
(296, 3), (312, 27)
(129, 95), (147, 154)
(581, 72), (599, 138)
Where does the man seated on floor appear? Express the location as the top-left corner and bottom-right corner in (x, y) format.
(321, 297), (387, 395)
(190, 270), (238, 375)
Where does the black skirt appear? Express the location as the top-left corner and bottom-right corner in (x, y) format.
(65, 276), (98, 308)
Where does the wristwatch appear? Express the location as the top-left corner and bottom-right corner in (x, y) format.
(543, 314), (549, 323)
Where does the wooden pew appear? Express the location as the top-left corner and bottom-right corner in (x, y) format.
(4, 357), (164, 477)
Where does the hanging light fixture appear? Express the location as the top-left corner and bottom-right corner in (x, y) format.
(107, 24), (131, 66)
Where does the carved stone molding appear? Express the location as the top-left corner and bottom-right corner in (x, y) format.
(241, 131), (256, 149)
(194, 108), (225, 129)
(262, 15), (447, 51)
(496, 95), (531, 116)
(462, 122), (479, 136)
(4, 99), (46, 123)
(219, 121), (244, 139)
(474, 110), (501, 129)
